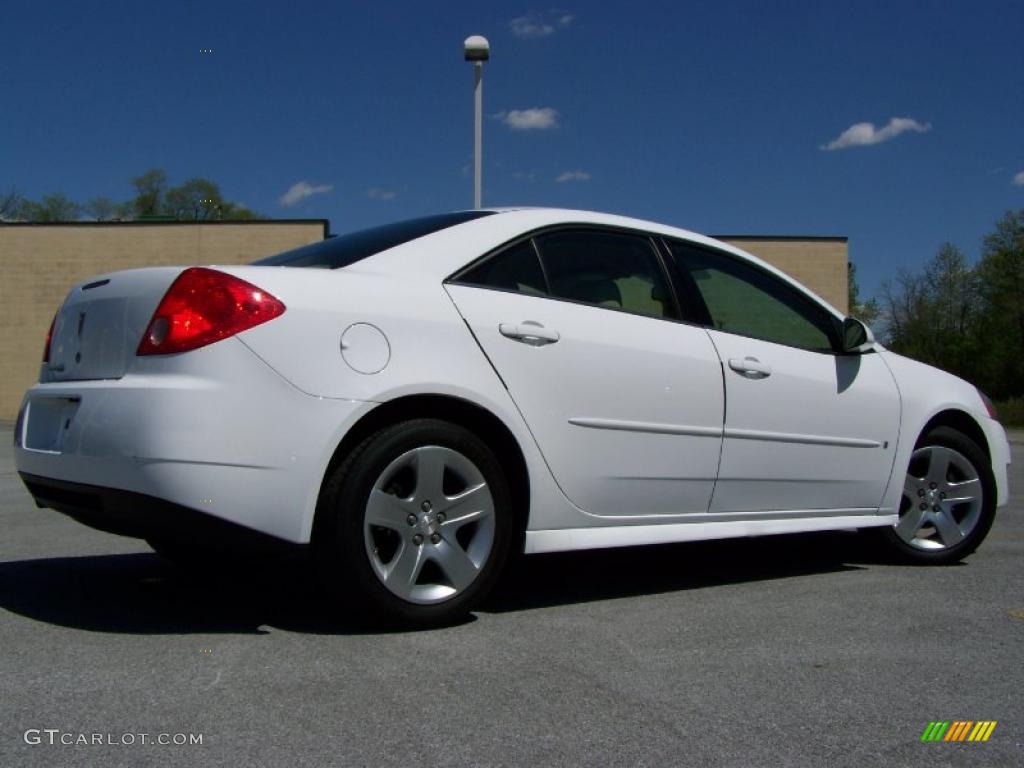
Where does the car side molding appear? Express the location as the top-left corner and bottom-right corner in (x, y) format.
(524, 514), (895, 554)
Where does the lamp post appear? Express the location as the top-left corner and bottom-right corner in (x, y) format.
(463, 35), (490, 209)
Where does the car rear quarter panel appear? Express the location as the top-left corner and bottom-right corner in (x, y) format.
(225, 265), (589, 535)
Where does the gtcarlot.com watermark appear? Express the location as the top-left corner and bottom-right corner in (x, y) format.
(24, 729), (203, 747)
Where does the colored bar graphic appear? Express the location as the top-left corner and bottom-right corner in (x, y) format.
(945, 721), (972, 741)
(974, 721), (997, 742)
(921, 720), (996, 742)
(921, 721), (950, 741)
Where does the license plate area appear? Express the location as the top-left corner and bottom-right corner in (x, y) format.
(24, 397), (81, 453)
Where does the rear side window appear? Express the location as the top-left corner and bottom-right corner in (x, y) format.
(668, 241), (837, 352)
(253, 211), (495, 269)
(457, 240), (548, 296)
(534, 230), (676, 319)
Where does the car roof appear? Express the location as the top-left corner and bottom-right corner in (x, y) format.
(353, 207), (845, 319)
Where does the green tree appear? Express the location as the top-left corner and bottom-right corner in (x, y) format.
(22, 193), (82, 221)
(0, 188), (28, 220)
(84, 196), (120, 221)
(130, 169), (168, 218)
(7, 171), (262, 222)
(847, 261), (880, 326)
(880, 243), (979, 381)
(974, 209), (1024, 399)
(163, 176), (263, 220)
(165, 177), (223, 220)
(217, 201), (262, 220)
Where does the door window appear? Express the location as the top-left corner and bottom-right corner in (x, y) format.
(534, 230), (676, 319)
(668, 241), (837, 352)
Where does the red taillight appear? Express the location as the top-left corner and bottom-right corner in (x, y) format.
(42, 313), (56, 363)
(137, 267), (285, 356)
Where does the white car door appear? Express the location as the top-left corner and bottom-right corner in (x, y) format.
(666, 239), (901, 515)
(445, 229), (725, 518)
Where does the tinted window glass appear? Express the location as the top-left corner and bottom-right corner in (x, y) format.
(534, 230), (676, 318)
(457, 240), (548, 295)
(669, 241), (836, 351)
(253, 211), (495, 269)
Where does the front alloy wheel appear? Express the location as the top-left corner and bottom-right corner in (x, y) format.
(878, 426), (995, 564)
(896, 445), (984, 551)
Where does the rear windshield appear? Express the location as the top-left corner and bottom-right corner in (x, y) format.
(252, 211), (496, 269)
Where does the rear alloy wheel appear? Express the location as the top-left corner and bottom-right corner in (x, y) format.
(878, 426), (995, 564)
(364, 445), (496, 604)
(315, 419), (514, 626)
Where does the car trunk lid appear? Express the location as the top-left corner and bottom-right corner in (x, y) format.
(44, 267), (185, 382)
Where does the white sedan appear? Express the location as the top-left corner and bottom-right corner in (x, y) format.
(14, 209), (1012, 625)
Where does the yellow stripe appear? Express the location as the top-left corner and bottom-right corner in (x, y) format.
(981, 721), (997, 742)
(968, 722), (985, 741)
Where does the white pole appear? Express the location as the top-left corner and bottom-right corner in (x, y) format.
(474, 61), (483, 209)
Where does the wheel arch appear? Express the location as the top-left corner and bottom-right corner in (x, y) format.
(312, 393), (531, 542)
(918, 408), (991, 460)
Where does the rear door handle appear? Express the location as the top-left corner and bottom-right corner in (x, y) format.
(728, 356), (772, 379)
(499, 321), (560, 346)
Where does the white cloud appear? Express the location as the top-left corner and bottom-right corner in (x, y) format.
(278, 181), (333, 207)
(495, 107), (559, 131)
(510, 11), (574, 38)
(555, 170), (591, 182)
(1013, 171), (1024, 187)
(821, 117), (931, 151)
(367, 187), (397, 201)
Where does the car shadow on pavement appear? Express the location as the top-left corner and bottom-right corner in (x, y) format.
(0, 550), (399, 636)
(482, 530), (879, 613)
(0, 531), (883, 634)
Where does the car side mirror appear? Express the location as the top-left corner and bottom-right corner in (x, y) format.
(841, 317), (876, 354)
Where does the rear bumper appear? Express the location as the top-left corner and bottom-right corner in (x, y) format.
(14, 337), (376, 543)
(20, 472), (298, 551)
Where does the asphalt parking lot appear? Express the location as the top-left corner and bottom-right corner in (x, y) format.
(0, 426), (1020, 768)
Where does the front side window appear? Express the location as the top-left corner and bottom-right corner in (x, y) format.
(534, 230), (676, 319)
(668, 241), (837, 352)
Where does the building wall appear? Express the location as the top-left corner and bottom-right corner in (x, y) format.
(0, 221), (326, 422)
(0, 222), (847, 422)
(718, 236), (849, 314)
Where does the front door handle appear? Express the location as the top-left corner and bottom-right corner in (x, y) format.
(728, 356), (772, 379)
(499, 321), (560, 346)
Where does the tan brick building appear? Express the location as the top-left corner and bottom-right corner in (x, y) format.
(718, 235), (848, 313)
(0, 221), (846, 422)
(0, 221), (327, 422)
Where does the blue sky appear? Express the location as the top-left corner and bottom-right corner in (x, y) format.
(2, 0), (1021, 297)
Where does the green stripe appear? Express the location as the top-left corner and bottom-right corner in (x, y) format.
(922, 721), (951, 742)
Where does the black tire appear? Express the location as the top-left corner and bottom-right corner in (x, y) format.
(313, 418), (516, 627)
(872, 426), (996, 564)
